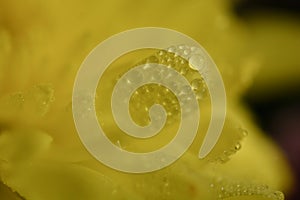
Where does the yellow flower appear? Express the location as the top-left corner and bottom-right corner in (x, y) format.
(0, 0), (294, 199)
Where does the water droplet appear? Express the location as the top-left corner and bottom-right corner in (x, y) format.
(167, 46), (175, 53)
(144, 106), (149, 112)
(234, 142), (241, 151)
(30, 84), (55, 116)
(125, 78), (131, 85)
(9, 93), (25, 109)
(158, 50), (165, 56)
(147, 55), (159, 63)
(273, 191), (284, 200)
(180, 66), (189, 75)
(189, 55), (205, 71)
(184, 49), (190, 55)
(213, 179), (284, 200)
(191, 78), (203, 91)
(195, 88), (207, 100)
(239, 128), (248, 137)
(162, 98), (172, 106)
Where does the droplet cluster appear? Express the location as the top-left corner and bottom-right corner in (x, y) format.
(210, 142), (242, 164)
(29, 84), (55, 116)
(209, 127), (249, 163)
(9, 92), (25, 109)
(73, 90), (94, 119)
(124, 45), (209, 125)
(211, 179), (284, 200)
(129, 84), (180, 126)
(0, 84), (55, 117)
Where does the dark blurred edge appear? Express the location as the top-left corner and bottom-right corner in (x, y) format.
(233, 0), (300, 18)
(231, 0), (300, 199)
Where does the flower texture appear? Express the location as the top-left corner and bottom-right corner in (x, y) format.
(0, 0), (294, 200)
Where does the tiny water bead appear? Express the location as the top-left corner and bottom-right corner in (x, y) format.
(191, 78), (203, 91)
(190, 78), (208, 100)
(179, 66), (189, 75)
(146, 55), (159, 63)
(238, 127), (249, 137)
(194, 88), (207, 100)
(234, 142), (241, 151)
(29, 85), (55, 115)
(9, 93), (25, 109)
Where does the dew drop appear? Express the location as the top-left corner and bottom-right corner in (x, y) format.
(273, 191), (284, 200)
(189, 55), (205, 71)
(9, 92), (25, 108)
(183, 49), (190, 55)
(167, 111), (172, 116)
(195, 88), (207, 100)
(158, 50), (165, 56)
(147, 55), (159, 63)
(191, 78), (203, 91)
(167, 46), (175, 53)
(125, 78), (132, 85)
(240, 128), (248, 137)
(162, 98), (172, 107)
(180, 66), (189, 75)
(144, 106), (149, 112)
(30, 84), (55, 116)
(234, 142), (241, 151)
(167, 58), (172, 63)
